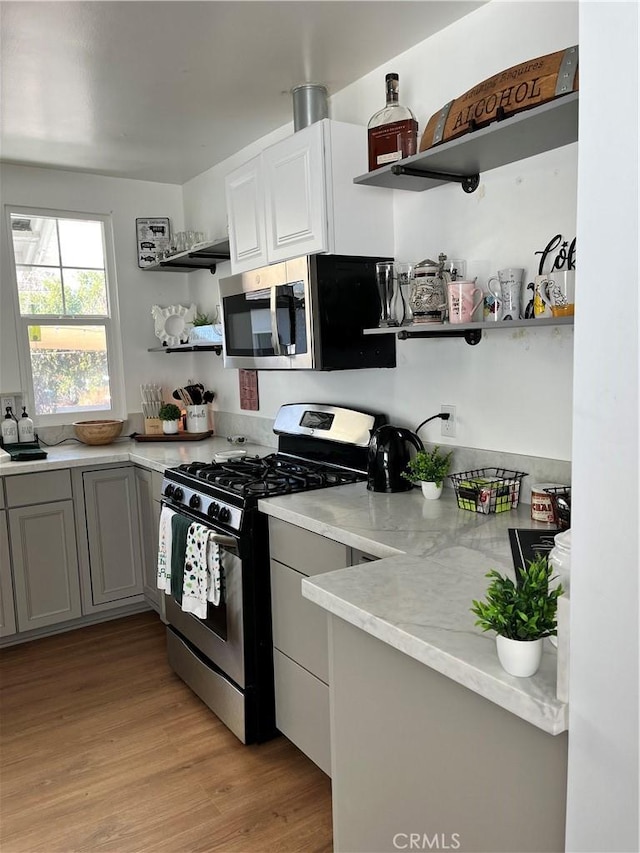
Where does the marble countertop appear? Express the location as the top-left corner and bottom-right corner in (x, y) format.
(0, 436), (273, 476)
(258, 487), (567, 735)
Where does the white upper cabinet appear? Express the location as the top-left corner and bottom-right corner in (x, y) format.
(226, 155), (269, 272)
(225, 120), (393, 274)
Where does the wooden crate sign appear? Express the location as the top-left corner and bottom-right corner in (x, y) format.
(419, 46), (579, 152)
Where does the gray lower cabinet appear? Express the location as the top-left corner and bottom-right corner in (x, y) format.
(134, 467), (163, 613)
(0, 509), (17, 637)
(329, 615), (568, 853)
(269, 516), (353, 776)
(81, 467), (144, 608)
(9, 500), (82, 631)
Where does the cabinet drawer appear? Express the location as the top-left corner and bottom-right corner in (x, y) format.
(268, 517), (348, 576)
(271, 558), (328, 683)
(5, 469), (72, 507)
(274, 649), (330, 776)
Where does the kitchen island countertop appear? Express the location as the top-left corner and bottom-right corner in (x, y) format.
(257, 486), (566, 735)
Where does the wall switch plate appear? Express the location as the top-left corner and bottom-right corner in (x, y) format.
(1, 396), (16, 415)
(441, 405), (456, 438)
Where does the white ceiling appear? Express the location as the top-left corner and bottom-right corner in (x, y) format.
(0, 1), (483, 185)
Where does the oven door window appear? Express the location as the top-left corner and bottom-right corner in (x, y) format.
(223, 283), (307, 358)
(224, 288), (275, 356)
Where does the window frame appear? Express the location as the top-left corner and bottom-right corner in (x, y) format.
(5, 205), (126, 427)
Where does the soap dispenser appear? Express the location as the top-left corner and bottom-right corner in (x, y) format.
(18, 406), (35, 443)
(1, 407), (19, 445)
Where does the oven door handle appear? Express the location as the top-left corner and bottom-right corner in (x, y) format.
(269, 286), (282, 356)
(210, 533), (238, 552)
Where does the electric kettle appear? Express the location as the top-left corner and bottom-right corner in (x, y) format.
(367, 425), (424, 493)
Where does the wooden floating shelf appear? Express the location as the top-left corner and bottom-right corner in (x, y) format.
(364, 316), (574, 346)
(147, 343), (222, 354)
(141, 239), (230, 273)
(354, 93), (579, 192)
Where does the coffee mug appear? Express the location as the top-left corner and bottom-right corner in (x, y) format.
(540, 270), (575, 317)
(483, 293), (502, 322)
(447, 281), (483, 324)
(487, 268), (524, 320)
(532, 274), (553, 318)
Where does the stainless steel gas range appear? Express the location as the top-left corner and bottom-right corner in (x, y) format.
(160, 403), (387, 744)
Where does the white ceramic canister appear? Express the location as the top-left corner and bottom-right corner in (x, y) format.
(549, 528), (572, 594)
(530, 483), (563, 522)
(186, 404), (208, 433)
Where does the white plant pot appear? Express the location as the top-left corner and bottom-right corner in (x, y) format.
(420, 481), (443, 500)
(162, 419), (180, 435)
(496, 635), (543, 677)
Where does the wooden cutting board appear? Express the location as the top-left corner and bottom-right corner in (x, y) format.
(133, 430), (213, 442)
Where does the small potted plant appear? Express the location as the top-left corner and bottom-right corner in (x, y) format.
(158, 402), (182, 435)
(402, 445), (453, 500)
(471, 554), (564, 677)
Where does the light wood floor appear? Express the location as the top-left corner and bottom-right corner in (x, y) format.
(0, 613), (333, 853)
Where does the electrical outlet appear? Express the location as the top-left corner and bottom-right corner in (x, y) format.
(1, 396), (16, 414)
(441, 405), (456, 438)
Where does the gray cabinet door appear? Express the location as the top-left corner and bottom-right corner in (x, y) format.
(83, 468), (143, 606)
(134, 467), (160, 611)
(0, 510), (17, 637)
(9, 501), (82, 631)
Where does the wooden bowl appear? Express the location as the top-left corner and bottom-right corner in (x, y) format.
(73, 419), (124, 446)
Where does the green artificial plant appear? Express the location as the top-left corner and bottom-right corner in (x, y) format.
(470, 554), (563, 641)
(158, 402), (182, 422)
(402, 446), (453, 487)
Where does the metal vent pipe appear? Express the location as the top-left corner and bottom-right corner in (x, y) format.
(292, 84), (328, 131)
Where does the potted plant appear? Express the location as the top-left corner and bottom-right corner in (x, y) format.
(470, 554), (564, 677)
(402, 445), (453, 500)
(158, 402), (182, 435)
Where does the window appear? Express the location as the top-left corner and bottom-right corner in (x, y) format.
(7, 208), (125, 425)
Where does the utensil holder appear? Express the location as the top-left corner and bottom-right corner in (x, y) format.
(186, 405), (208, 433)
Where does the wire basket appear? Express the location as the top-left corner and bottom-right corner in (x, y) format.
(543, 485), (572, 529)
(449, 467), (527, 514)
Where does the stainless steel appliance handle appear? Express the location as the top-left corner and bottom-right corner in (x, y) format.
(270, 286), (282, 355)
(210, 533), (238, 551)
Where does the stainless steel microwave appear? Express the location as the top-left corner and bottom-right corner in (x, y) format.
(219, 254), (396, 371)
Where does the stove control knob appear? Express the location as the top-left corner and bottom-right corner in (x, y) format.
(173, 487), (184, 503)
(163, 484), (175, 498)
(189, 494), (201, 510)
(219, 507), (231, 523)
(207, 502), (220, 519)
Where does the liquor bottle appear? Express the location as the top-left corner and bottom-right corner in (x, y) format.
(367, 73), (418, 172)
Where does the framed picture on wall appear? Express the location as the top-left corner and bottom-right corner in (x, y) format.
(136, 217), (171, 268)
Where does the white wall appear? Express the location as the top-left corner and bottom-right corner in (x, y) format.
(183, 0), (578, 461)
(565, 2), (639, 850)
(0, 164), (198, 413)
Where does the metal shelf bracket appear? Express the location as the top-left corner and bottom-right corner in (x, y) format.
(397, 328), (482, 346)
(390, 164), (480, 194)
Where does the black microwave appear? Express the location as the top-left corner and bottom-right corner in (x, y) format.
(219, 254), (396, 370)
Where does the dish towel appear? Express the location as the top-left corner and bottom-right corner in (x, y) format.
(156, 506), (175, 591)
(182, 523), (222, 618)
(170, 513), (191, 605)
